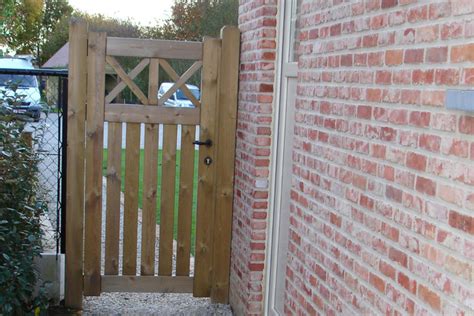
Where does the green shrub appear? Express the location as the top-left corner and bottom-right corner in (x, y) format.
(0, 101), (48, 313)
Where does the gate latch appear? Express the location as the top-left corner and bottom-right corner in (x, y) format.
(193, 139), (213, 147)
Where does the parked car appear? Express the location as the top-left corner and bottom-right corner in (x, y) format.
(158, 82), (200, 108)
(0, 57), (42, 121)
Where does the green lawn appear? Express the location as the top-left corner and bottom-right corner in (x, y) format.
(102, 148), (199, 254)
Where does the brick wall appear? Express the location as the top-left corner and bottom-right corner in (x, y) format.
(230, 0), (278, 314)
(284, 0), (474, 315)
(231, 0), (474, 315)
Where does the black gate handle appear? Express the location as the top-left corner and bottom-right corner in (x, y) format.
(193, 139), (213, 147)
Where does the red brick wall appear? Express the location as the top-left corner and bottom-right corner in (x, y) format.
(232, 0), (474, 315)
(230, 0), (278, 314)
(285, 0), (474, 315)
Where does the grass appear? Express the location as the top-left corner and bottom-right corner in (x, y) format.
(102, 148), (199, 254)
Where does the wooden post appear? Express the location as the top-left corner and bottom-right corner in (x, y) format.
(193, 37), (221, 297)
(141, 58), (159, 276)
(83, 32), (107, 296)
(210, 26), (240, 304)
(158, 124), (177, 276)
(175, 124), (196, 276)
(65, 18), (88, 309)
(122, 123), (140, 275)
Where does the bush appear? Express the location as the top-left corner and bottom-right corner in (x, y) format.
(0, 105), (48, 313)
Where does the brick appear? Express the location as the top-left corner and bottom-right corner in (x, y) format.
(382, 0), (397, 9)
(451, 44), (474, 62)
(330, 23), (341, 36)
(392, 70), (411, 84)
(418, 284), (441, 311)
(397, 28), (416, 44)
(441, 138), (469, 158)
(341, 54), (353, 66)
(459, 115), (474, 134)
(389, 109), (407, 124)
(366, 88), (382, 102)
(379, 261), (396, 280)
(466, 19), (474, 37)
(431, 113), (456, 132)
(357, 105), (372, 119)
(408, 5), (428, 22)
(389, 247), (408, 267)
(409, 111), (430, 128)
(404, 49), (424, 63)
(416, 25), (439, 43)
(376, 70), (391, 85)
(368, 52), (384, 66)
(421, 90), (445, 107)
(401, 89), (420, 105)
(426, 47), (448, 63)
(441, 22), (463, 39)
(369, 273), (385, 293)
(386, 185), (403, 203)
(416, 176), (436, 196)
(439, 184), (464, 207)
(371, 14), (388, 30)
(406, 152), (427, 171)
(385, 49), (403, 66)
(435, 69), (460, 85)
(398, 272), (416, 294)
(449, 211), (473, 234)
(363, 34), (379, 48)
(412, 69), (434, 84)
(464, 68), (474, 84)
(429, 2), (451, 20)
(420, 134), (441, 152)
(452, 0), (474, 16)
(258, 83), (273, 93)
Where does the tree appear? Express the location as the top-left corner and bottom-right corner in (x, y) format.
(0, 0), (44, 54)
(0, 0), (72, 56)
(39, 11), (142, 64)
(143, 0), (238, 41)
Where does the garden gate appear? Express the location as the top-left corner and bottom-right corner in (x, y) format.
(65, 20), (239, 309)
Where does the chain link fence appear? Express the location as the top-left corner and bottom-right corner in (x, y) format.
(0, 68), (67, 254)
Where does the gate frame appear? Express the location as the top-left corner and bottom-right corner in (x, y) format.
(65, 19), (240, 309)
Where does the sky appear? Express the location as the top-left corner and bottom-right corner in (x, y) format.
(68, 0), (174, 26)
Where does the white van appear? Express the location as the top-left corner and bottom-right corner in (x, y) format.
(158, 82), (200, 108)
(0, 57), (42, 121)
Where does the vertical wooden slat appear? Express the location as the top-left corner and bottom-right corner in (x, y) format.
(84, 32), (107, 296)
(158, 125), (177, 276)
(141, 59), (159, 275)
(176, 125), (196, 276)
(123, 123), (140, 275)
(65, 19), (88, 309)
(211, 26), (240, 304)
(104, 122), (122, 275)
(193, 37), (221, 296)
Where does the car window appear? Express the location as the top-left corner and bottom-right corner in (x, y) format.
(176, 88), (200, 100)
(0, 74), (38, 88)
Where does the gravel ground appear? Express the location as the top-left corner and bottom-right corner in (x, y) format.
(83, 293), (232, 315)
(82, 178), (232, 315)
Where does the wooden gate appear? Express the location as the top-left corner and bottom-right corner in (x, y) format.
(64, 20), (240, 309)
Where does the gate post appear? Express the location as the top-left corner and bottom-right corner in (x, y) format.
(211, 26), (241, 304)
(193, 36), (222, 297)
(65, 19), (88, 309)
